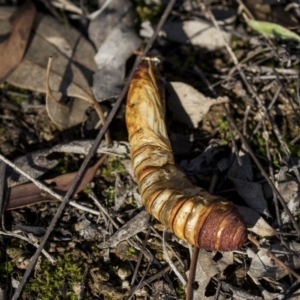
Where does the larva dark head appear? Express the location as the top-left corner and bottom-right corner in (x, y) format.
(195, 200), (247, 251)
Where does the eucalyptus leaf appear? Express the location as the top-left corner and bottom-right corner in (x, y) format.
(0, 0), (36, 83)
(248, 19), (300, 42)
(6, 15), (96, 101)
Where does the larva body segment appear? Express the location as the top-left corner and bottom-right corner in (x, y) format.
(126, 58), (247, 251)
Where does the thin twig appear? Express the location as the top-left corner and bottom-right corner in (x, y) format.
(130, 226), (152, 286)
(248, 235), (300, 281)
(128, 261), (153, 299)
(128, 227), (152, 300)
(88, 191), (109, 226)
(251, 84), (282, 138)
(78, 265), (89, 300)
(87, 0), (112, 20)
(1, 153), (103, 216)
(128, 261), (182, 295)
(163, 229), (187, 286)
(185, 245), (199, 300)
(263, 122), (282, 229)
(150, 226), (186, 267)
(242, 104), (251, 136)
(0, 230), (56, 264)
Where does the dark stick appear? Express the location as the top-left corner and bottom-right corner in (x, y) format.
(185, 246), (199, 300)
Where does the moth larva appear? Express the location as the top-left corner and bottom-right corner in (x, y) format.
(126, 58), (247, 251)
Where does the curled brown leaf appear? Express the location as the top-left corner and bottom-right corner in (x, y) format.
(6, 155), (107, 210)
(0, 0), (36, 83)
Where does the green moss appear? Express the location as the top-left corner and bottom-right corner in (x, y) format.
(102, 185), (115, 204)
(24, 253), (83, 299)
(50, 154), (79, 177)
(218, 118), (231, 145)
(110, 265), (119, 272)
(10, 95), (24, 105)
(101, 156), (126, 182)
(82, 185), (92, 195)
(0, 261), (13, 274)
(176, 284), (186, 299)
(135, 0), (165, 23)
(2, 83), (30, 105)
(219, 118), (229, 130)
(126, 246), (136, 256)
(287, 141), (300, 158)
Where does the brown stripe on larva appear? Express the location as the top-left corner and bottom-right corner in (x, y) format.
(131, 147), (173, 180)
(126, 57), (247, 251)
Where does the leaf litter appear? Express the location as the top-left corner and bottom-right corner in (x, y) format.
(0, 4), (110, 142)
(90, 0), (141, 101)
(1, 0), (300, 299)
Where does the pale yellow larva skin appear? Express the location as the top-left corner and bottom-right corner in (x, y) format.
(126, 58), (247, 251)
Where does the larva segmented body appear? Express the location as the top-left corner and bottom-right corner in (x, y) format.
(126, 58), (247, 251)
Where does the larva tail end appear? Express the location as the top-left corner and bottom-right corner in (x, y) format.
(196, 200), (247, 251)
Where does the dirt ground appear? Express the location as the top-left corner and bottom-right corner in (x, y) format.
(1, 0), (300, 299)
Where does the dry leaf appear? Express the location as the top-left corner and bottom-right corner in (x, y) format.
(6, 156), (106, 210)
(89, 0), (141, 101)
(50, 0), (83, 15)
(93, 25), (141, 101)
(248, 242), (300, 280)
(192, 250), (233, 299)
(220, 282), (263, 300)
(98, 210), (151, 248)
(277, 179), (300, 224)
(228, 149), (270, 216)
(33, 13), (96, 80)
(0, 0), (36, 83)
(237, 205), (275, 237)
(114, 174), (127, 212)
(45, 95), (91, 130)
(88, 0), (136, 49)
(167, 82), (228, 128)
(0, 10), (102, 129)
(45, 57), (94, 130)
(74, 218), (103, 241)
(7, 140), (128, 188)
(282, 198), (300, 224)
(2, 13), (96, 100)
(161, 19), (232, 50)
(247, 271), (282, 300)
(8, 149), (59, 188)
(180, 142), (223, 173)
